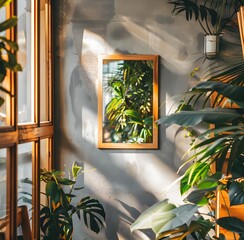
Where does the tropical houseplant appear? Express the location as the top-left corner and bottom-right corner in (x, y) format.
(39, 162), (105, 240)
(168, 0), (244, 58)
(21, 162), (106, 240)
(130, 57), (244, 239)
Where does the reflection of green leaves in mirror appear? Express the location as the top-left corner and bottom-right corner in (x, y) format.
(104, 60), (153, 143)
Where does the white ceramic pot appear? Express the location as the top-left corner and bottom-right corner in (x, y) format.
(204, 34), (219, 59)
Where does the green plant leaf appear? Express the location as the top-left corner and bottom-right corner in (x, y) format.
(46, 180), (60, 203)
(0, 0), (13, 8)
(192, 81), (244, 108)
(152, 204), (199, 237)
(229, 181), (244, 206)
(184, 187), (216, 205)
(57, 178), (75, 185)
(180, 162), (210, 195)
(157, 108), (241, 127)
(197, 172), (222, 189)
(130, 199), (176, 232)
(72, 162), (82, 178)
(0, 36), (18, 51)
(216, 217), (244, 234)
(0, 16), (17, 32)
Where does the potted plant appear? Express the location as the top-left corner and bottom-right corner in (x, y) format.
(130, 58), (244, 239)
(168, 0), (243, 58)
(21, 162), (105, 240)
(39, 162), (106, 240)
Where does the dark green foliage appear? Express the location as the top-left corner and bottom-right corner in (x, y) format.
(40, 162), (105, 240)
(168, 0), (243, 34)
(131, 39), (244, 239)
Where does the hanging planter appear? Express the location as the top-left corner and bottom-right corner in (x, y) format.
(204, 34), (220, 59)
(237, 6), (244, 57)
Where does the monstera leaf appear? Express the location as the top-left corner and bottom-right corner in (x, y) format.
(40, 205), (73, 240)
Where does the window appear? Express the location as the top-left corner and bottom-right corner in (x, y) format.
(0, 1), (53, 239)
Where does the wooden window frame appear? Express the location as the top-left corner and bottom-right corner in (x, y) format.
(0, 1), (53, 239)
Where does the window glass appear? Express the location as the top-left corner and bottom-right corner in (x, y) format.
(0, 148), (8, 235)
(0, 80), (10, 126)
(17, 0), (34, 123)
(40, 138), (50, 208)
(17, 142), (33, 233)
(0, 7), (10, 127)
(0, 6), (5, 34)
(0, 149), (7, 225)
(40, 0), (49, 122)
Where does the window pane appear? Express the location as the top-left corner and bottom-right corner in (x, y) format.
(40, 0), (49, 122)
(0, 7), (5, 22)
(18, 142), (32, 235)
(0, 79), (10, 126)
(0, 149), (8, 236)
(40, 138), (50, 170)
(40, 138), (50, 210)
(17, 0), (34, 123)
(0, 8), (10, 127)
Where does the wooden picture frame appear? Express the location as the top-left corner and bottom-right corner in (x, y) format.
(98, 54), (159, 149)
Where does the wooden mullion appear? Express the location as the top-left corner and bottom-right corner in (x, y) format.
(0, 132), (18, 148)
(47, 0), (53, 123)
(18, 125), (54, 143)
(7, 146), (17, 240)
(34, 0), (40, 126)
(32, 141), (40, 239)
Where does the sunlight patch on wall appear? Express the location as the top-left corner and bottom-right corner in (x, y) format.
(119, 16), (193, 74)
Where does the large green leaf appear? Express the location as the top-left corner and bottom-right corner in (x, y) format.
(46, 181), (60, 203)
(184, 187), (216, 206)
(130, 199), (176, 232)
(152, 204), (199, 236)
(180, 162), (210, 195)
(157, 108), (241, 127)
(40, 205), (73, 240)
(192, 81), (244, 108)
(216, 217), (244, 234)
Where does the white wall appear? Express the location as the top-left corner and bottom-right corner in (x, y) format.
(53, 0), (207, 239)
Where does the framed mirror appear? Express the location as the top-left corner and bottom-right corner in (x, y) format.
(98, 54), (159, 149)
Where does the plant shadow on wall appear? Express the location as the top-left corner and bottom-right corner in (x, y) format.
(21, 162), (105, 240)
(130, 55), (244, 239)
(104, 59), (154, 144)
